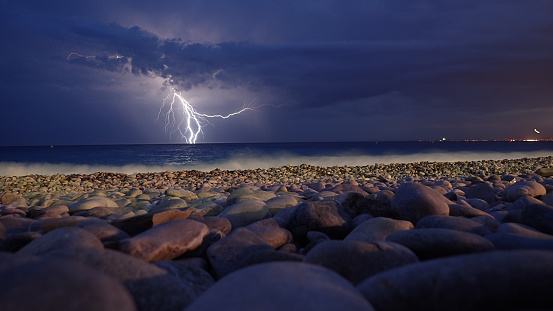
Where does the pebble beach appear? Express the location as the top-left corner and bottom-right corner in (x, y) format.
(2, 156), (553, 310)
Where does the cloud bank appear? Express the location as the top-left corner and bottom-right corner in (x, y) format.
(2, 0), (553, 145)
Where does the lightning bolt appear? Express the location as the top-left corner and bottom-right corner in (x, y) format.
(157, 87), (257, 144)
(67, 52), (271, 144)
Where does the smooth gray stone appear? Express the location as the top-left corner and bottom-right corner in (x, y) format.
(352, 213), (374, 227)
(339, 191), (371, 218)
(68, 196), (119, 214)
(17, 227), (103, 256)
(0, 221), (6, 239)
(357, 250), (553, 311)
(0, 231), (42, 252)
(364, 190), (394, 218)
(0, 257), (137, 311)
(0, 251), (40, 271)
(153, 260), (215, 299)
(265, 195), (299, 215)
(520, 203), (553, 235)
(218, 199), (270, 228)
(246, 225), (293, 249)
(485, 232), (553, 250)
(119, 219), (209, 262)
(44, 247), (197, 311)
(206, 227), (274, 279)
(239, 249), (304, 268)
(536, 167), (553, 177)
(76, 219), (130, 243)
(329, 183), (369, 196)
(464, 182), (496, 203)
(303, 240), (418, 285)
(186, 262), (375, 311)
(497, 222), (553, 239)
(448, 203), (491, 217)
(460, 197), (490, 211)
(190, 216), (232, 236)
(0, 217), (39, 234)
(386, 228), (495, 260)
(416, 215), (492, 236)
(287, 200), (353, 244)
(469, 215), (501, 232)
(149, 198), (188, 213)
(505, 195), (545, 211)
(503, 180), (546, 202)
(345, 217), (414, 243)
(541, 192), (553, 206)
(391, 182), (450, 225)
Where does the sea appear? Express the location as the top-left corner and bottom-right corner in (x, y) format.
(1, 141), (553, 176)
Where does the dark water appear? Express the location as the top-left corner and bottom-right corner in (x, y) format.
(1, 141), (553, 175)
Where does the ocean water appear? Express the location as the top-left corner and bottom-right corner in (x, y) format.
(1, 141), (553, 176)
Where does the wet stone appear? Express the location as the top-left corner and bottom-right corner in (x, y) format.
(18, 227), (103, 256)
(206, 227), (274, 279)
(357, 250), (553, 311)
(415, 214), (492, 236)
(0, 257), (137, 311)
(345, 217), (414, 243)
(391, 182), (450, 225)
(119, 219), (209, 262)
(186, 262), (375, 311)
(303, 240), (419, 285)
(287, 200), (353, 245)
(386, 228), (495, 260)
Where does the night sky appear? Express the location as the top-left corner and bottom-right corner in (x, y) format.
(2, 1), (553, 146)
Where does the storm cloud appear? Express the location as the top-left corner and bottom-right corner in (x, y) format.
(2, 0), (553, 145)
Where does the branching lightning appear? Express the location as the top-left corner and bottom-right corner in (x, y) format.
(67, 51), (274, 144)
(157, 88), (257, 144)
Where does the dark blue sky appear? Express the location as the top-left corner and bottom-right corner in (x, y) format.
(2, 0), (553, 145)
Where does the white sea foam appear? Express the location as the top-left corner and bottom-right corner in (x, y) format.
(1, 150), (552, 176)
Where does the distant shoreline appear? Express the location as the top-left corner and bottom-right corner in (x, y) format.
(2, 156), (552, 195)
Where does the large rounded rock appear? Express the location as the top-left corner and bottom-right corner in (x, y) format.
(0, 222), (5, 239)
(236, 191), (277, 202)
(415, 215), (492, 236)
(76, 219), (130, 243)
(345, 217), (414, 243)
(265, 195), (299, 215)
(519, 203), (553, 235)
(154, 260), (215, 299)
(218, 199), (270, 228)
(448, 203), (491, 217)
(17, 227), (103, 256)
(386, 228), (495, 260)
(68, 196), (119, 214)
(503, 180), (546, 202)
(110, 209), (192, 236)
(464, 182), (497, 203)
(391, 182), (450, 225)
(357, 250), (553, 311)
(287, 200), (353, 244)
(44, 247), (200, 311)
(39, 215), (90, 233)
(186, 262), (374, 311)
(246, 225), (293, 249)
(0, 217), (39, 234)
(1, 231), (42, 252)
(303, 240), (418, 285)
(166, 188), (198, 201)
(485, 233), (553, 250)
(119, 219), (209, 262)
(0, 257), (136, 311)
(496, 222), (553, 240)
(206, 227), (274, 279)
